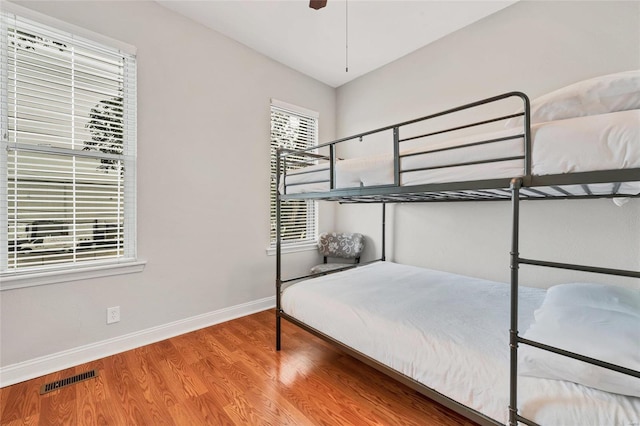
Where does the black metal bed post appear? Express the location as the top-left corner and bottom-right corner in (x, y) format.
(508, 94), (529, 424)
(393, 127), (400, 186)
(276, 149), (283, 351)
(508, 177), (522, 426)
(330, 143), (336, 190)
(381, 203), (386, 261)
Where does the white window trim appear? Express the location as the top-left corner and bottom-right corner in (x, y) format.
(268, 99), (319, 252)
(1, 1), (136, 55)
(0, 2), (140, 287)
(0, 260), (146, 290)
(271, 98), (319, 120)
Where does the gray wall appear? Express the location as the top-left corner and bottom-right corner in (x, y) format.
(335, 1), (640, 288)
(1, 1), (335, 368)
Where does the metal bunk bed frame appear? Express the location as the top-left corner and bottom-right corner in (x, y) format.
(274, 92), (640, 426)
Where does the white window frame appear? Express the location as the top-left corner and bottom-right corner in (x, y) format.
(267, 99), (318, 255)
(0, 3), (144, 290)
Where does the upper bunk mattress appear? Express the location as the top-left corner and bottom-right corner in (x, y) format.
(280, 109), (640, 195)
(281, 262), (640, 425)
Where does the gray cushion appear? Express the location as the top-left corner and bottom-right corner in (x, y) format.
(310, 263), (354, 274)
(317, 232), (364, 259)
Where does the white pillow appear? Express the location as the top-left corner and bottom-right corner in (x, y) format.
(543, 282), (640, 318)
(519, 304), (640, 397)
(506, 70), (640, 127)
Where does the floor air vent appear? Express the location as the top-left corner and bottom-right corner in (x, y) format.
(40, 369), (98, 395)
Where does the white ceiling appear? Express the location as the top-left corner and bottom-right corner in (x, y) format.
(156, 1), (516, 88)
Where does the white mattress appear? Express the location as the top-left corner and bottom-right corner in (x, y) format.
(281, 262), (640, 425)
(280, 110), (640, 195)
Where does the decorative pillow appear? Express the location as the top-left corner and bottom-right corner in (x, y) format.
(519, 304), (640, 397)
(542, 282), (640, 318)
(505, 70), (640, 127)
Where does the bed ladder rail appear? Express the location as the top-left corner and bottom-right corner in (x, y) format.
(508, 177), (640, 426)
(518, 258), (640, 278)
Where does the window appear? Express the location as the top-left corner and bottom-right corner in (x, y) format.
(0, 8), (137, 280)
(269, 100), (318, 250)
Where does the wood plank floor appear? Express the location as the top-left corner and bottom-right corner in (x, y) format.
(1, 309), (478, 425)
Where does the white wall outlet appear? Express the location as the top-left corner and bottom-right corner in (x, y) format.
(107, 306), (120, 324)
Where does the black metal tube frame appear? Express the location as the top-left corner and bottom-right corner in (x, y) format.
(508, 177), (640, 426)
(280, 258), (385, 285)
(400, 134), (524, 159)
(278, 92), (532, 194)
(276, 148), (282, 351)
(286, 166), (330, 177)
(275, 90), (640, 426)
(279, 92), (529, 153)
(398, 113), (524, 143)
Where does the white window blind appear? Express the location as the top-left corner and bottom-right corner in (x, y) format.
(270, 101), (318, 248)
(0, 11), (137, 276)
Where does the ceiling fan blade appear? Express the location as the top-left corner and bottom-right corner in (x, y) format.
(309, 0), (327, 10)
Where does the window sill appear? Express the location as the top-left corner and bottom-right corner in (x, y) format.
(266, 242), (317, 256)
(0, 260), (146, 291)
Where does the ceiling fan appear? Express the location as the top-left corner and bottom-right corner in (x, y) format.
(309, 0), (327, 10)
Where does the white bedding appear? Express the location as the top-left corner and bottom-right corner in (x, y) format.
(280, 110), (640, 195)
(281, 262), (640, 425)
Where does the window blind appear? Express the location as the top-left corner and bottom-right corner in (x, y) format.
(269, 102), (318, 247)
(0, 11), (137, 275)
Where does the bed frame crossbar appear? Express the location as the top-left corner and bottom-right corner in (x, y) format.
(519, 258), (640, 278)
(518, 336), (640, 378)
(280, 258), (385, 285)
(400, 134), (524, 159)
(398, 113), (524, 144)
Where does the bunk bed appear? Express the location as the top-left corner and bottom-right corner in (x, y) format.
(274, 70), (640, 426)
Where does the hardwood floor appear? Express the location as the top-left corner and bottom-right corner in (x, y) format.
(1, 309), (478, 425)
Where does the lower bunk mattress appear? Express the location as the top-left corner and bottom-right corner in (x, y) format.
(280, 261), (640, 425)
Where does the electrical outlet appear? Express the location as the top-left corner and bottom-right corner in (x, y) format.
(107, 306), (120, 324)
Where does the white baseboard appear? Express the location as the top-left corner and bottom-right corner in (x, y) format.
(0, 296), (275, 388)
